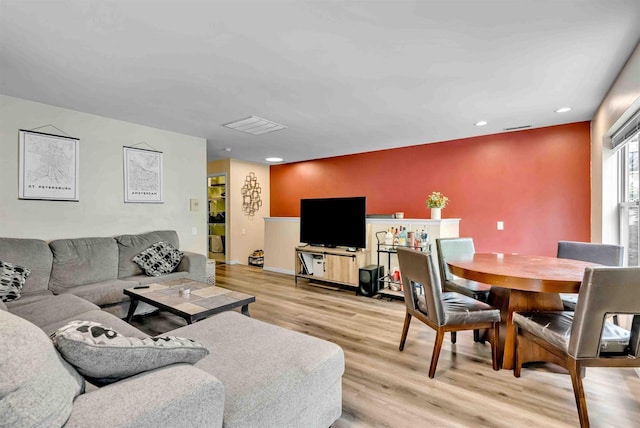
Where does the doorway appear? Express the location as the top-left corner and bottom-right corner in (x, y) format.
(208, 174), (227, 264)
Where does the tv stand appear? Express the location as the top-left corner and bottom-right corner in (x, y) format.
(295, 246), (369, 289)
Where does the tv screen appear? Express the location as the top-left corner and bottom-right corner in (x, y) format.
(300, 197), (366, 249)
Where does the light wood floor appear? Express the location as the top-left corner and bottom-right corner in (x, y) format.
(131, 264), (640, 428)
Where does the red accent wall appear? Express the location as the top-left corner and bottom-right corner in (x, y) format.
(270, 122), (591, 256)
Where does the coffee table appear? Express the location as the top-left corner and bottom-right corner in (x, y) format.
(124, 278), (255, 324)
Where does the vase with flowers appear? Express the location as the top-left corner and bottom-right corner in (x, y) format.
(426, 191), (449, 220)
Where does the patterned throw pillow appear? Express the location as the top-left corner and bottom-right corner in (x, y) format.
(132, 241), (184, 276)
(51, 320), (209, 385)
(0, 260), (31, 302)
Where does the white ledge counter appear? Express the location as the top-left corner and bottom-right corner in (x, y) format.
(263, 217), (460, 275)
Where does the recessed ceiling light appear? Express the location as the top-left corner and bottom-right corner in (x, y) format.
(555, 107), (572, 113)
(474, 121), (488, 126)
(265, 157), (283, 163)
(222, 115), (287, 135)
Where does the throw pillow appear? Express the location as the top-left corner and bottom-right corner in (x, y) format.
(132, 241), (184, 276)
(0, 260), (31, 302)
(51, 320), (209, 385)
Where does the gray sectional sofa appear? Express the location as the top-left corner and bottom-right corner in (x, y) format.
(0, 231), (345, 427)
(0, 230), (206, 317)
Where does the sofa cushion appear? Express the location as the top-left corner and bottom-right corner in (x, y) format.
(56, 278), (136, 307)
(170, 312), (345, 427)
(0, 260), (31, 302)
(8, 294), (99, 328)
(0, 311), (84, 427)
(0, 237), (52, 294)
(0, 299), (6, 311)
(49, 237), (119, 293)
(5, 289), (54, 309)
(41, 309), (149, 338)
(132, 241), (184, 276)
(115, 230), (180, 278)
(52, 320), (209, 385)
(122, 271), (190, 285)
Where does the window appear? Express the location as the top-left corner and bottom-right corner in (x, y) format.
(619, 132), (640, 266)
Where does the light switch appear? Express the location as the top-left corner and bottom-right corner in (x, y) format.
(497, 221), (504, 230)
(190, 198), (199, 211)
(191, 227), (197, 235)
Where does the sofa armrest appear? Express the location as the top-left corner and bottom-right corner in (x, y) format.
(65, 365), (224, 427)
(177, 251), (206, 282)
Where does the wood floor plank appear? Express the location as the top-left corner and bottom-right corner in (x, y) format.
(131, 264), (640, 427)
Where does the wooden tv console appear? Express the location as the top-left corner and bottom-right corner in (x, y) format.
(295, 246), (369, 289)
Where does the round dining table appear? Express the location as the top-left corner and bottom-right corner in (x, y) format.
(446, 253), (600, 370)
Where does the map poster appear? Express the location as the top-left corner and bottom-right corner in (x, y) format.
(18, 130), (79, 201)
(123, 146), (163, 203)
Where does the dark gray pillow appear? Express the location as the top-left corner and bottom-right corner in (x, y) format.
(51, 320), (209, 385)
(0, 260), (31, 302)
(132, 241), (184, 276)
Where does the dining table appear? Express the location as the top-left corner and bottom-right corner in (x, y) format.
(446, 253), (601, 370)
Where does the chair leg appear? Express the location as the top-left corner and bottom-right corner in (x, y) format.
(473, 329), (480, 343)
(613, 314), (619, 326)
(429, 329), (445, 378)
(399, 312), (412, 351)
(568, 359), (590, 428)
(492, 323), (500, 371)
(451, 331), (457, 344)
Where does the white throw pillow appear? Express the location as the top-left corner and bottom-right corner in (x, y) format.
(51, 320), (209, 385)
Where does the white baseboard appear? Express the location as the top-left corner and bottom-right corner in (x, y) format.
(635, 368), (640, 378)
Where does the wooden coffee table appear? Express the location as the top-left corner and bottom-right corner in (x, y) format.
(124, 278), (255, 324)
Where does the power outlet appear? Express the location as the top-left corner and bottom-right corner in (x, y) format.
(191, 227), (197, 235)
(497, 221), (504, 230)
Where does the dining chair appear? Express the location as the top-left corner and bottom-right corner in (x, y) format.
(436, 237), (493, 342)
(557, 241), (624, 319)
(513, 266), (640, 428)
(396, 247), (500, 378)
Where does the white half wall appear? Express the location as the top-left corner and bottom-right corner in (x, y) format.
(0, 95), (207, 254)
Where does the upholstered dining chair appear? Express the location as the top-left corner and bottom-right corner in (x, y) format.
(513, 266), (640, 428)
(396, 247), (500, 378)
(436, 237), (493, 342)
(436, 238), (492, 301)
(557, 241), (624, 319)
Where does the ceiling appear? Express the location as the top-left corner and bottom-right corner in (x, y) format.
(1, 1), (639, 165)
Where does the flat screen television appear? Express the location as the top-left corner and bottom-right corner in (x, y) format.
(300, 196), (366, 249)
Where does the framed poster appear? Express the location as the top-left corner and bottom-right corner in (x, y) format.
(18, 130), (80, 201)
(123, 146), (163, 203)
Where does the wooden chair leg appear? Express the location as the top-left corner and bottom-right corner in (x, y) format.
(492, 323), (500, 371)
(399, 312), (412, 351)
(473, 329), (480, 343)
(429, 329), (445, 378)
(568, 359), (590, 428)
(451, 331), (457, 344)
(513, 328), (522, 377)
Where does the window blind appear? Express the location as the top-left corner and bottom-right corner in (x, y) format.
(611, 108), (640, 150)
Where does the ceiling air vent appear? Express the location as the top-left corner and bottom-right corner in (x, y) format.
(222, 116), (287, 135)
(503, 125), (532, 131)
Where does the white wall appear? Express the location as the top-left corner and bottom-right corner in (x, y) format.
(591, 42), (640, 244)
(228, 159), (270, 264)
(0, 95), (207, 253)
